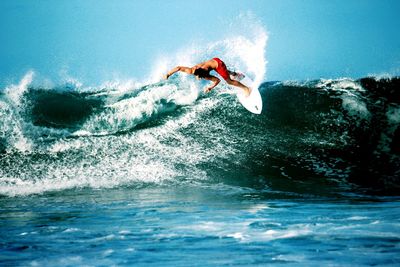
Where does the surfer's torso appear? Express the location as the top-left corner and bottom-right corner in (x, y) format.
(193, 58), (229, 80)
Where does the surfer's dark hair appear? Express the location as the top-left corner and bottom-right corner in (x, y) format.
(193, 68), (210, 78)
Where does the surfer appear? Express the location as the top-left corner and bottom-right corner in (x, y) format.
(164, 58), (251, 96)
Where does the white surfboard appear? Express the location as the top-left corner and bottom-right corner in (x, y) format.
(232, 74), (262, 114)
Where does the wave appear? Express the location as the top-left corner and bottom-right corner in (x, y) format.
(1, 72), (399, 196)
(261, 77), (400, 191)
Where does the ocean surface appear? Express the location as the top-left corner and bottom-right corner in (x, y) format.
(1, 70), (399, 266)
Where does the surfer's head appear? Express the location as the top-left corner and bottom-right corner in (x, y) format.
(193, 68), (209, 79)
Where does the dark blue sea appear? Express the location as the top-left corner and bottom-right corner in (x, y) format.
(1, 73), (399, 266)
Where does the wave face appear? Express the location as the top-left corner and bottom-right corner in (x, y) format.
(1, 72), (399, 196)
(261, 77), (400, 191)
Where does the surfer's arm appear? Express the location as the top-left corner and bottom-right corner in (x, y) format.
(203, 75), (220, 93)
(164, 66), (193, 79)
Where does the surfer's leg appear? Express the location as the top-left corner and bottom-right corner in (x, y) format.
(225, 78), (251, 96)
(164, 66), (193, 79)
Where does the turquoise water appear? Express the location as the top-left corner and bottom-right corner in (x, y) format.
(1, 185), (399, 266)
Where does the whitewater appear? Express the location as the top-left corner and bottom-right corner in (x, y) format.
(1, 19), (400, 266)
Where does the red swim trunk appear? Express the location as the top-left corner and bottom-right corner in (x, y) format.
(213, 57), (230, 80)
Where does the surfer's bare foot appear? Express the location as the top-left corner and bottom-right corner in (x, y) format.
(164, 74), (170, 80)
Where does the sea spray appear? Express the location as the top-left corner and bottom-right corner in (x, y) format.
(1, 71), (34, 152)
(149, 12), (268, 89)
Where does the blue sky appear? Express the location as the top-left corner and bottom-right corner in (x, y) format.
(1, 0), (399, 85)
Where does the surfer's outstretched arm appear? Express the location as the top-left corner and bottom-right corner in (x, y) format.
(164, 66), (193, 79)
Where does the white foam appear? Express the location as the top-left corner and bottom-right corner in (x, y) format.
(63, 228), (80, 233)
(341, 95), (370, 119)
(348, 216), (368, 221)
(317, 78), (371, 120)
(272, 254), (305, 263)
(261, 227), (311, 240)
(387, 105), (400, 124)
(227, 232), (247, 241)
(80, 83), (180, 134)
(247, 204), (271, 213)
(0, 71), (35, 152)
(317, 78), (364, 92)
(174, 219), (313, 243)
(102, 249), (114, 257)
(4, 71), (34, 105)
(367, 71), (400, 80)
(376, 105), (400, 153)
(58, 67), (83, 89)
